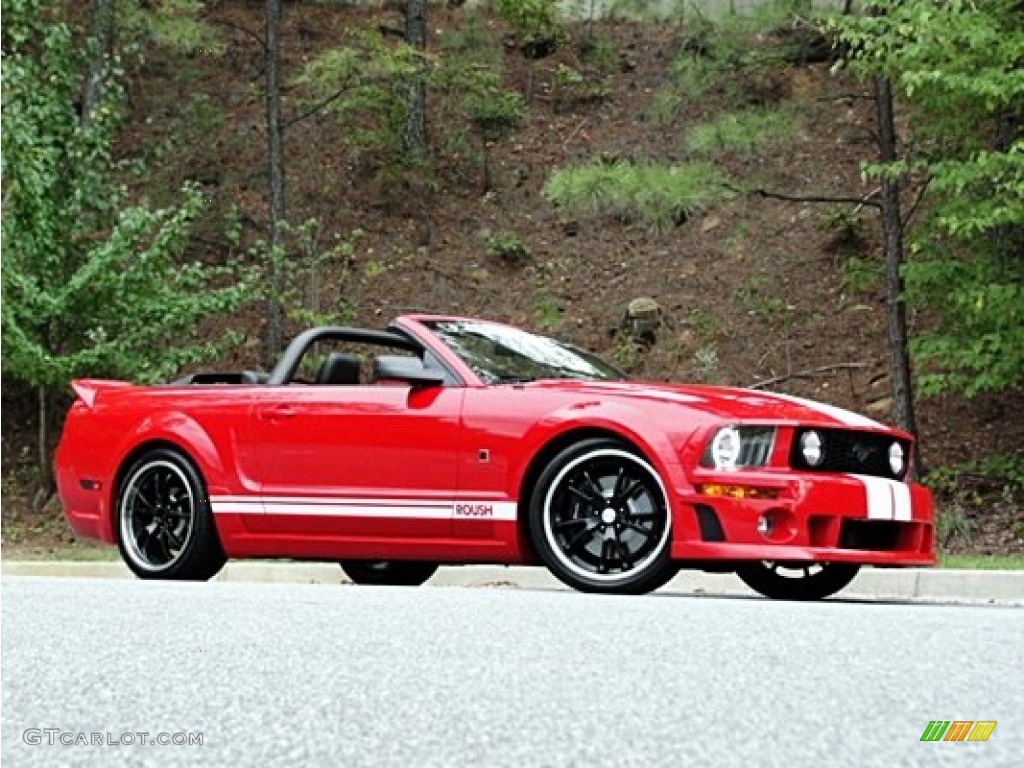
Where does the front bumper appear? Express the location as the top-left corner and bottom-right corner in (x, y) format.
(668, 469), (935, 566)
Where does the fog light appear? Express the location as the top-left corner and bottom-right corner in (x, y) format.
(755, 509), (797, 543)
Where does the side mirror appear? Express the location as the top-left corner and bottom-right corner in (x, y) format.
(372, 355), (445, 388)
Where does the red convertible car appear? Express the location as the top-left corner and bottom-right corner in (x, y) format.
(55, 315), (934, 599)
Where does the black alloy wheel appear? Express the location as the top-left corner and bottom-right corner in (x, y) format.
(116, 448), (226, 580)
(340, 561), (439, 586)
(736, 561), (860, 600)
(530, 439), (677, 595)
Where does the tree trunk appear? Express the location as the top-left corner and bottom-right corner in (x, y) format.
(873, 75), (920, 454)
(402, 0), (427, 158)
(994, 108), (1023, 261)
(81, 0), (115, 129)
(264, 0), (286, 366)
(33, 386), (54, 512)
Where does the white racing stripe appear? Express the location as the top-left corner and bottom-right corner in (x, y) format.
(763, 392), (886, 429)
(850, 474), (911, 521)
(209, 496), (518, 521)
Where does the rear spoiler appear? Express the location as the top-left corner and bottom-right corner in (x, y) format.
(70, 379), (133, 409)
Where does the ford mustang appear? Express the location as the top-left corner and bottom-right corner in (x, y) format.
(55, 315), (935, 598)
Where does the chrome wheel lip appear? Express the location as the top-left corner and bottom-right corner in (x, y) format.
(119, 460), (195, 573)
(761, 561), (826, 579)
(543, 448), (672, 583)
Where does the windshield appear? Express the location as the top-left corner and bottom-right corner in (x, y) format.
(424, 320), (625, 384)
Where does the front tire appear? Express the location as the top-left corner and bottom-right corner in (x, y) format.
(529, 439), (677, 595)
(116, 448), (226, 581)
(340, 561), (438, 586)
(736, 561), (860, 600)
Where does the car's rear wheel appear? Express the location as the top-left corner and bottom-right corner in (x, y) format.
(116, 448), (226, 581)
(340, 561), (438, 586)
(529, 439), (677, 595)
(736, 561), (860, 600)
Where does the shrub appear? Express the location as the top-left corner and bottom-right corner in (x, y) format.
(487, 232), (531, 263)
(686, 107), (797, 156)
(543, 161), (732, 232)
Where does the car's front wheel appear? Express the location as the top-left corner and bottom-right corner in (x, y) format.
(339, 561), (438, 586)
(116, 448), (226, 581)
(736, 561), (860, 600)
(529, 439), (677, 595)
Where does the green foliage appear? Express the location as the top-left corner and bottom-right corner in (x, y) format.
(841, 256), (882, 294)
(262, 220), (360, 329)
(603, 0), (682, 23)
(905, 252), (1024, 397)
(463, 85), (527, 139)
(653, 3), (806, 122)
(693, 344), (722, 384)
(935, 508), (974, 549)
(553, 63), (610, 108)
(734, 275), (786, 318)
(926, 454), (1023, 550)
(533, 295), (564, 331)
(487, 231), (532, 263)
(686, 309), (720, 342)
(492, 0), (564, 56)
(686, 107), (797, 156)
(1, 0), (258, 392)
(118, 0), (222, 55)
(834, 0), (1024, 397)
(578, 30), (621, 76)
(297, 30), (421, 160)
(543, 161), (732, 232)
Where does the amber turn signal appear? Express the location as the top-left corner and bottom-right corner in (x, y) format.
(695, 484), (779, 500)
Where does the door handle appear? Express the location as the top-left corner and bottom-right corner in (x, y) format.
(257, 405), (297, 421)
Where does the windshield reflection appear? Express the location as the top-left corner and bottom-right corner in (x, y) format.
(425, 320), (625, 384)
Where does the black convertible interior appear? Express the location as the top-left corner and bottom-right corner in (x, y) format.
(170, 326), (457, 388)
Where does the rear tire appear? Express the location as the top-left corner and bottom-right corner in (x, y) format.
(529, 438), (677, 595)
(116, 448), (226, 581)
(340, 561), (438, 586)
(736, 561), (860, 600)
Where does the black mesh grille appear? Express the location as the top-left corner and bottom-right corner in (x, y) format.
(838, 520), (903, 551)
(790, 428), (910, 480)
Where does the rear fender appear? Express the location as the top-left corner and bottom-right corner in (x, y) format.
(104, 412), (232, 540)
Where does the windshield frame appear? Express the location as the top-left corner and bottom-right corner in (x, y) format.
(415, 318), (627, 386)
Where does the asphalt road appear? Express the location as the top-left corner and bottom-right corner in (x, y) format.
(2, 577), (1021, 768)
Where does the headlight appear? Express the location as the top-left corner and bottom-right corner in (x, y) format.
(799, 430), (824, 467)
(889, 442), (905, 476)
(701, 426), (776, 470)
(711, 427), (741, 470)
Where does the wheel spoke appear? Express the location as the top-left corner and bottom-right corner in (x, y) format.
(157, 529), (175, 561)
(612, 529), (632, 570)
(132, 486), (157, 512)
(612, 466), (626, 498)
(164, 525), (185, 549)
(140, 529), (165, 564)
(614, 477), (643, 505)
(566, 484), (598, 506)
(622, 521), (651, 537)
(554, 517), (591, 530)
(563, 520), (599, 552)
(581, 470), (606, 502)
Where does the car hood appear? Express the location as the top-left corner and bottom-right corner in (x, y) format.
(520, 380), (894, 432)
